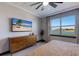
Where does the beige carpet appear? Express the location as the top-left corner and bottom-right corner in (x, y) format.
(27, 40), (79, 56)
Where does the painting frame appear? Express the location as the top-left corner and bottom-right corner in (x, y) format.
(11, 18), (32, 32)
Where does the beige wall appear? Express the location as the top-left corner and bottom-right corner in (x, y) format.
(0, 3), (41, 53)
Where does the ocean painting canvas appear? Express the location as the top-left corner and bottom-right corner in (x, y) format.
(11, 18), (32, 32)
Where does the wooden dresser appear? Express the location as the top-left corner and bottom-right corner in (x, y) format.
(9, 35), (37, 54)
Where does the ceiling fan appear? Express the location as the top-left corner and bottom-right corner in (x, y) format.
(30, 2), (63, 11)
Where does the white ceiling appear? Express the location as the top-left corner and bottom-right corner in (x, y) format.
(8, 2), (79, 18)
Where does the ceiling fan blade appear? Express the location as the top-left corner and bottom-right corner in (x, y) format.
(54, 2), (63, 3)
(36, 3), (43, 9)
(49, 2), (57, 8)
(30, 2), (41, 6)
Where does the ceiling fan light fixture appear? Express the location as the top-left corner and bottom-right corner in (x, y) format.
(43, 2), (48, 6)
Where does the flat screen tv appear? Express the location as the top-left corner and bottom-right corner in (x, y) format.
(11, 18), (32, 32)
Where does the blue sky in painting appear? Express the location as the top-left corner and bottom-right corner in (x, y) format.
(51, 15), (75, 26)
(12, 18), (32, 26)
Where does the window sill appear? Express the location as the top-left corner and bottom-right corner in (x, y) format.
(50, 34), (76, 38)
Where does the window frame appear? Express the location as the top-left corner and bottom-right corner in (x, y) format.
(50, 15), (76, 38)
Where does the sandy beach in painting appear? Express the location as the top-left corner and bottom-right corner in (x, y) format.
(12, 25), (32, 31)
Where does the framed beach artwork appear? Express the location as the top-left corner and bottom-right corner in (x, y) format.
(11, 18), (32, 32)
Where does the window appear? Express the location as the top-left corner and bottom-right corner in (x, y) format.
(50, 15), (76, 37)
(50, 18), (60, 35)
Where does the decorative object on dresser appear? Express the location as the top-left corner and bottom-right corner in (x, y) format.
(9, 35), (36, 54)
